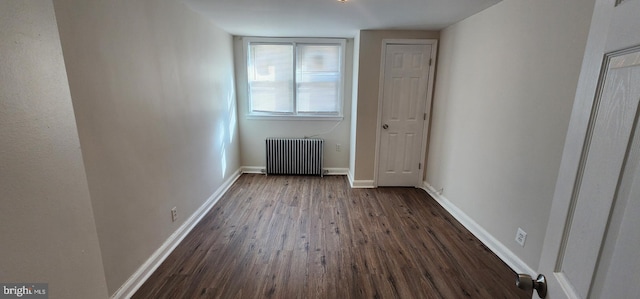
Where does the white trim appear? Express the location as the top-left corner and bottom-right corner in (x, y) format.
(372, 40), (386, 187)
(241, 166), (265, 174)
(241, 166), (347, 176)
(110, 169), (242, 299)
(382, 39), (436, 45)
(246, 115), (343, 121)
(421, 181), (537, 276)
(347, 166), (375, 188)
(324, 168), (349, 175)
(350, 180), (375, 188)
(242, 37), (347, 118)
(374, 39), (438, 187)
(350, 179), (376, 188)
(419, 41), (438, 186)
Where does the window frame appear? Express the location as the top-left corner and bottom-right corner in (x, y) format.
(243, 37), (346, 120)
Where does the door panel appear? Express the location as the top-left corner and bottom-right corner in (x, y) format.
(554, 49), (640, 298)
(591, 77), (640, 298)
(538, 0), (640, 296)
(377, 43), (432, 186)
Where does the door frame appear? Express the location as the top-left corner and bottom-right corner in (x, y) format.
(538, 0), (640, 297)
(373, 39), (438, 187)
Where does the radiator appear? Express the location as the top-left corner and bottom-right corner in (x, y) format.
(266, 138), (324, 176)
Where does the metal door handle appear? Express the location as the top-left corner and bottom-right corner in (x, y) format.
(516, 274), (547, 298)
(382, 124), (389, 129)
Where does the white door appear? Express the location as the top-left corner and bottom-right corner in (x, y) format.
(376, 41), (436, 187)
(537, 1), (640, 298)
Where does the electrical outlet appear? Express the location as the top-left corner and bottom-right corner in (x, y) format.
(171, 207), (178, 222)
(336, 144), (341, 152)
(515, 228), (527, 247)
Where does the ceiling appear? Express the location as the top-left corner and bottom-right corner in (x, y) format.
(184, 0), (501, 38)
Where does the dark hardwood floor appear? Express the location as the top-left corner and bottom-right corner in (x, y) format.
(133, 174), (530, 298)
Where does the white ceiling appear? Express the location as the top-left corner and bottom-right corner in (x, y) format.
(184, 0), (501, 38)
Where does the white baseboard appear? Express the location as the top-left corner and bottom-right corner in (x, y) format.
(351, 180), (375, 188)
(421, 181), (536, 276)
(110, 169), (242, 299)
(241, 166), (264, 174)
(241, 166), (348, 176)
(324, 168), (348, 175)
(347, 171), (375, 188)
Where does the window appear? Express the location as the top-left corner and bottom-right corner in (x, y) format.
(245, 37), (345, 118)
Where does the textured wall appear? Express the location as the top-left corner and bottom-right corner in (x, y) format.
(426, 0), (595, 268)
(0, 1), (109, 298)
(53, 0), (240, 294)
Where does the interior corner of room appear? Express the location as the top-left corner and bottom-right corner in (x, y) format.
(2, 0), (638, 298)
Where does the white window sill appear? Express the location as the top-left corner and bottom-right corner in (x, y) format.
(246, 114), (343, 121)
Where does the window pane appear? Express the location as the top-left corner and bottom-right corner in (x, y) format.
(297, 45), (341, 113)
(248, 44), (293, 113)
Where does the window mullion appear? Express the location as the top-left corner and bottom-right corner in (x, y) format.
(292, 42), (297, 115)
(244, 37), (344, 118)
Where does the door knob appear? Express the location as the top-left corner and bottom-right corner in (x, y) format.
(516, 273), (547, 298)
(382, 124), (389, 129)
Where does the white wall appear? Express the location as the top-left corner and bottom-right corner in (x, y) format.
(349, 32), (361, 180)
(53, 0), (240, 295)
(233, 37), (353, 171)
(426, 0), (595, 268)
(0, 1), (109, 298)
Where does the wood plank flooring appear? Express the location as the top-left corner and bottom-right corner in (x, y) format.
(133, 174), (530, 298)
